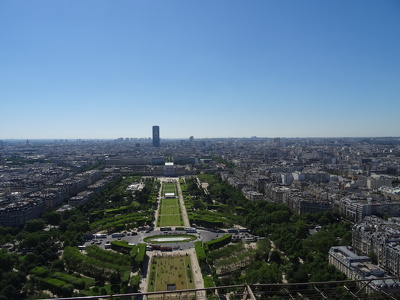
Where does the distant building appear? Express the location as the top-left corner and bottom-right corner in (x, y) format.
(0, 195), (46, 227)
(152, 125), (160, 147)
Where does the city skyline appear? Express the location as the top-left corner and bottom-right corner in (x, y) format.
(1, 0), (399, 139)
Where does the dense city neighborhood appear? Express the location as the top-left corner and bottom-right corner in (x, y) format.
(1, 136), (400, 299)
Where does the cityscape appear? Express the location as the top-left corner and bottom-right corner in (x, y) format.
(1, 0), (399, 299)
(1, 127), (400, 299)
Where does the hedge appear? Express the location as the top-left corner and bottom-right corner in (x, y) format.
(63, 246), (129, 281)
(195, 241), (208, 274)
(203, 275), (215, 288)
(194, 241), (206, 262)
(203, 234), (232, 251)
(52, 272), (86, 290)
(85, 244), (131, 266)
(36, 277), (74, 298)
(30, 266), (50, 277)
(130, 274), (141, 293)
(111, 240), (136, 255)
(121, 270), (131, 286)
(135, 243), (146, 267)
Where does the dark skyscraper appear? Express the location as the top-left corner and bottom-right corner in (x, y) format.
(152, 126), (160, 147)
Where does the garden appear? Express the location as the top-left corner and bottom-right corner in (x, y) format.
(157, 197), (184, 227)
(147, 254), (194, 292)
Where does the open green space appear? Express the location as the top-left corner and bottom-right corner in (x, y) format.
(157, 187), (184, 227)
(143, 234), (197, 243)
(162, 182), (177, 196)
(147, 255), (195, 292)
(157, 214), (183, 227)
(159, 205), (180, 215)
(161, 198), (179, 206)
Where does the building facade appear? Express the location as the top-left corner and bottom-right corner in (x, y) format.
(329, 245), (400, 294)
(352, 216), (400, 276)
(152, 125), (160, 147)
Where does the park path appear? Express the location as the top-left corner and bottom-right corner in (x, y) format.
(151, 178), (163, 230)
(176, 178), (191, 228)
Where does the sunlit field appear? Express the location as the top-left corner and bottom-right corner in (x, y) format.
(147, 255), (194, 292)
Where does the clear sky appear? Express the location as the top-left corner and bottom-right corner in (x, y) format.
(1, 0), (399, 139)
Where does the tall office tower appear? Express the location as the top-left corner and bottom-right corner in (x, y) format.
(152, 126), (160, 147)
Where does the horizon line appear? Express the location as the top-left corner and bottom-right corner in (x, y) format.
(1, 136), (400, 141)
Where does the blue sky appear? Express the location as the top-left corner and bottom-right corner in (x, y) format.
(1, 0), (399, 139)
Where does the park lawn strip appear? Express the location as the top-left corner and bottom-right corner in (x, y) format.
(161, 198), (179, 206)
(159, 205), (181, 215)
(157, 194), (184, 227)
(158, 214), (184, 227)
(162, 182), (177, 192)
(147, 255), (195, 292)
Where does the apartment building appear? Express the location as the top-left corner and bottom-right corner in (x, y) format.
(352, 216), (400, 276)
(329, 245), (400, 294)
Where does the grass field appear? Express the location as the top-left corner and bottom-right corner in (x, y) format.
(160, 205), (180, 215)
(158, 214), (183, 227)
(162, 182), (177, 196)
(147, 255), (194, 292)
(157, 188), (184, 227)
(161, 198), (179, 206)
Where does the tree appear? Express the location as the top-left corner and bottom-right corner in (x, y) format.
(25, 219), (45, 233)
(44, 211), (61, 226)
(51, 259), (65, 272)
(0, 250), (14, 273)
(1, 285), (19, 299)
(368, 251), (378, 265)
(269, 250), (282, 265)
(294, 220), (309, 238)
(290, 268), (308, 283)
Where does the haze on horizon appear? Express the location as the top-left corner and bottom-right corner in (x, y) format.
(1, 0), (399, 140)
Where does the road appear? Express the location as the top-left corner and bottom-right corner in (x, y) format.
(83, 228), (223, 250)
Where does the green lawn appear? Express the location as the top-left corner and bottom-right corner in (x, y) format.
(158, 214), (183, 227)
(157, 192), (183, 227)
(147, 255), (194, 292)
(161, 198), (179, 206)
(159, 205), (180, 215)
(162, 182), (177, 196)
